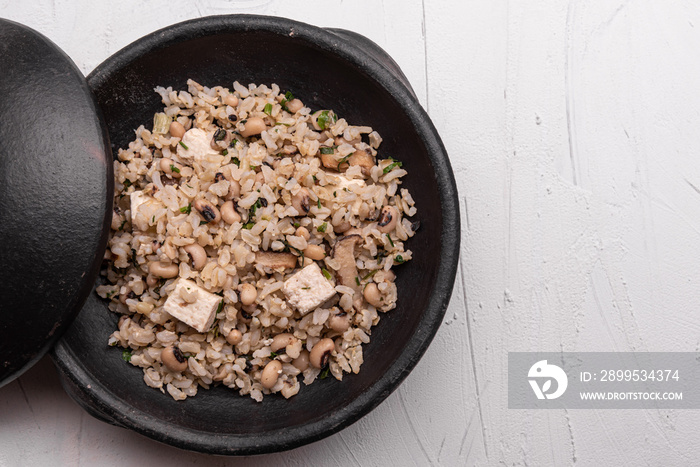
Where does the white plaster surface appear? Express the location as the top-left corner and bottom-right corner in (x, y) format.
(2, 1), (700, 465)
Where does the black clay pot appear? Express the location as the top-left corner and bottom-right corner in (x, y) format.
(0, 19), (112, 387)
(52, 15), (460, 455)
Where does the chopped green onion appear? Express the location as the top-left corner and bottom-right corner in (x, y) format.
(170, 164), (180, 174)
(151, 215), (155, 223)
(333, 191), (337, 197)
(179, 141), (189, 150)
(320, 147), (335, 155)
(122, 350), (132, 362)
(322, 269), (332, 280)
(118, 219), (127, 231)
(263, 103), (273, 115)
(383, 160), (403, 174)
(180, 203), (192, 214)
(395, 255), (405, 264)
(285, 91), (294, 100)
(317, 198), (322, 209)
(293, 222), (300, 228)
(232, 157), (240, 166)
(355, 276), (361, 286)
(123, 179), (132, 188)
(336, 153), (352, 171)
(199, 220), (208, 226)
(222, 149), (228, 156)
(317, 222), (328, 233)
(319, 367), (330, 379)
(153, 112), (170, 134)
(270, 351), (279, 358)
(243, 222), (255, 229)
(317, 110), (331, 130)
(362, 270), (379, 280)
(216, 299), (224, 314)
(387, 235), (395, 248)
(301, 287), (311, 290)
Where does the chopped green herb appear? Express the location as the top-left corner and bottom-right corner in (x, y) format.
(263, 103), (273, 115)
(243, 222), (255, 229)
(333, 191), (337, 197)
(122, 350), (132, 362)
(280, 91), (295, 112)
(151, 215), (155, 223)
(336, 153), (352, 171)
(317, 222), (328, 233)
(170, 164), (181, 174)
(285, 91), (294, 100)
(250, 165), (256, 170)
(355, 276), (361, 286)
(216, 299), (224, 314)
(199, 220), (208, 226)
(123, 179), (132, 188)
(301, 287), (311, 290)
(317, 110), (330, 130)
(312, 175), (318, 182)
(232, 157), (240, 166)
(387, 235), (395, 247)
(180, 203), (192, 214)
(222, 149), (228, 156)
(395, 255), (405, 264)
(320, 147), (335, 155)
(118, 219), (127, 231)
(320, 367), (331, 379)
(322, 268), (332, 280)
(383, 160), (403, 174)
(317, 198), (322, 209)
(240, 119), (247, 124)
(230, 139), (238, 148)
(270, 351), (279, 358)
(105, 290), (115, 299)
(362, 270), (379, 280)
(293, 222), (300, 228)
(179, 141), (189, 150)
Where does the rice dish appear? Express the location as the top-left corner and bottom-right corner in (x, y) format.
(97, 79), (418, 401)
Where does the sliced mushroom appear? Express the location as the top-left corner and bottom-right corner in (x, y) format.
(331, 234), (363, 307)
(347, 150), (374, 178)
(320, 149), (373, 177)
(255, 251), (298, 270)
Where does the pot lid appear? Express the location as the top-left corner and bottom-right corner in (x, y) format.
(0, 19), (112, 387)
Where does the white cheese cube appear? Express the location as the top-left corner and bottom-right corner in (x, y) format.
(163, 279), (221, 332)
(282, 263), (336, 315)
(129, 190), (163, 231)
(176, 128), (219, 163)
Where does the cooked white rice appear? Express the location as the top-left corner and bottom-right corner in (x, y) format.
(97, 79), (418, 401)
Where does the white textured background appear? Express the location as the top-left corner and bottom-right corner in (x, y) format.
(2, 1), (700, 465)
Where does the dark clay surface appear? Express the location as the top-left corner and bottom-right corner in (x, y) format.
(52, 15), (460, 455)
(0, 19), (112, 387)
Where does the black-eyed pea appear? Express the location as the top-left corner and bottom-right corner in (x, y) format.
(377, 206), (398, 233)
(286, 98), (303, 113)
(363, 282), (383, 308)
(193, 199), (221, 224)
(303, 244), (326, 261)
(295, 226), (310, 240)
(169, 121), (186, 139)
(226, 329), (243, 346)
(261, 360), (283, 389)
(271, 333), (296, 353)
(239, 283), (257, 306)
(220, 200), (241, 224)
(292, 350), (310, 371)
(148, 261), (179, 279)
(162, 345), (188, 372)
(309, 338), (335, 369)
(160, 158), (183, 178)
(183, 243), (207, 270)
(291, 188), (311, 216)
(224, 94), (239, 108)
(240, 117), (266, 137)
(329, 313), (350, 333)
